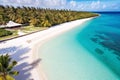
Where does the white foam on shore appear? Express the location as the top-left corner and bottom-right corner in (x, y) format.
(0, 17), (94, 80)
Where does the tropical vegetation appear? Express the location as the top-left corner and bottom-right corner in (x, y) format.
(0, 5), (98, 39)
(0, 5), (98, 27)
(0, 54), (19, 80)
(0, 29), (13, 37)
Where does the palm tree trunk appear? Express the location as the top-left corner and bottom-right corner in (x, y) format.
(3, 72), (7, 80)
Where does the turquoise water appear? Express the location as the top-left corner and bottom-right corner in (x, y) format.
(38, 12), (120, 80)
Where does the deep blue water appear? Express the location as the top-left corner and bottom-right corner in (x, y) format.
(39, 12), (120, 80)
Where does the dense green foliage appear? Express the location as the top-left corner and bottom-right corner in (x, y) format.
(0, 29), (12, 37)
(0, 54), (19, 80)
(0, 5), (98, 27)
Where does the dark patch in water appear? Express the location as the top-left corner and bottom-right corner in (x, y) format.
(100, 40), (120, 53)
(95, 34), (109, 40)
(91, 38), (98, 43)
(114, 52), (120, 57)
(95, 48), (104, 55)
(100, 41), (117, 49)
(91, 31), (120, 57)
(103, 32), (120, 42)
(117, 57), (120, 61)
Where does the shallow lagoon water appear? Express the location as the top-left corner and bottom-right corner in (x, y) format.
(38, 12), (120, 80)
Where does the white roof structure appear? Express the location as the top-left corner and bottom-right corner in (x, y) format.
(6, 21), (22, 28)
(0, 21), (22, 28)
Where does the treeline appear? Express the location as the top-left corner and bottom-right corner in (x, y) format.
(0, 5), (98, 27)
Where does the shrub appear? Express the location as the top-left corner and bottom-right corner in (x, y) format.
(0, 29), (13, 37)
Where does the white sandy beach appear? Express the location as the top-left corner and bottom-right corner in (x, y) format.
(0, 17), (94, 80)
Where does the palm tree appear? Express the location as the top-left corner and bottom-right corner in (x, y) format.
(0, 5), (98, 27)
(41, 20), (51, 27)
(0, 54), (19, 80)
(29, 18), (39, 27)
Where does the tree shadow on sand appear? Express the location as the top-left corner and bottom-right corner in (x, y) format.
(0, 46), (19, 54)
(14, 58), (41, 80)
(0, 46), (41, 80)
(11, 47), (30, 62)
(12, 47), (41, 80)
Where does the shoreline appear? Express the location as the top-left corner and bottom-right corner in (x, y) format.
(32, 17), (95, 80)
(0, 17), (95, 80)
